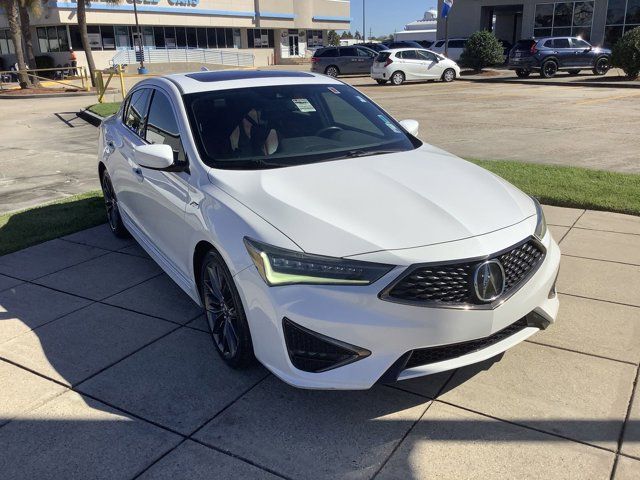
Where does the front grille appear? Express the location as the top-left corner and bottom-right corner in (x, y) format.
(382, 238), (544, 307)
(282, 318), (370, 373)
(404, 318), (529, 369)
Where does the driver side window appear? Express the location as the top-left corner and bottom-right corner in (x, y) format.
(124, 89), (151, 137)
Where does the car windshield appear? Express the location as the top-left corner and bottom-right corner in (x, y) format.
(183, 84), (419, 170)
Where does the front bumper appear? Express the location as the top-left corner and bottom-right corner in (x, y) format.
(235, 232), (560, 390)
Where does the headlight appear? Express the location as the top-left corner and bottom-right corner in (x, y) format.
(532, 197), (547, 239)
(244, 238), (394, 286)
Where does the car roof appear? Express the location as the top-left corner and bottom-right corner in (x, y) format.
(161, 69), (343, 95)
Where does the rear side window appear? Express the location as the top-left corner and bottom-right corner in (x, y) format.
(543, 40), (554, 48)
(434, 41), (445, 48)
(552, 38), (570, 48)
(145, 90), (186, 163)
(340, 47), (358, 57)
(315, 48), (338, 57)
(398, 50), (419, 60)
(124, 89), (151, 137)
(449, 40), (466, 49)
(514, 40), (535, 50)
(375, 52), (391, 62)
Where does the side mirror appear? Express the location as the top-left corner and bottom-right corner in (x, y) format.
(133, 144), (175, 170)
(399, 119), (419, 137)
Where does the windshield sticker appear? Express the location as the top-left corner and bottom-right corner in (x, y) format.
(355, 95), (368, 103)
(292, 98), (317, 113)
(327, 87), (341, 94)
(377, 115), (402, 133)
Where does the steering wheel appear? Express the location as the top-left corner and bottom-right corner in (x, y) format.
(315, 126), (343, 138)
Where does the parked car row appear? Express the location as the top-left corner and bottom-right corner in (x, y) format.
(311, 45), (461, 85)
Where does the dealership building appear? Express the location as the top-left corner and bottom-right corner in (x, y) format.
(0, 0), (350, 70)
(436, 0), (640, 47)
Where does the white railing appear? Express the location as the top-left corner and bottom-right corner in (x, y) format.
(111, 48), (255, 67)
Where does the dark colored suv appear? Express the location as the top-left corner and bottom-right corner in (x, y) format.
(508, 37), (611, 78)
(311, 45), (377, 77)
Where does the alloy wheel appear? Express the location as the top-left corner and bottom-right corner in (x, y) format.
(325, 66), (339, 77)
(442, 68), (455, 82)
(391, 72), (404, 85)
(203, 262), (240, 359)
(594, 58), (609, 75)
(542, 61), (557, 78)
(102, 174), (120, 232)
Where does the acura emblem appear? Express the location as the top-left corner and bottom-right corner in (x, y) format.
(473, 260), (506, 302)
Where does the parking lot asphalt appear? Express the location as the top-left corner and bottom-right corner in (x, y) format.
(0, 206), (639, 479)
(1, 74), (639, 214)
(0, 96), (99, 215)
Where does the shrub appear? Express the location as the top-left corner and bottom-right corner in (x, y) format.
(458, 30), (505, 72)
(612, 27), (640, 79)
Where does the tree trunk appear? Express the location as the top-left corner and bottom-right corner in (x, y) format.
(6, 0), (30, 88)
(76, 0), (96, 86)
(18, 3), (39, 86)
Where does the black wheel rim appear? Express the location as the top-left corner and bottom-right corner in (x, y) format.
(102, 176), (120, 231)
(596, 59), (608, 74)
(203, 263), (239, 359)
(544, 63), (556, 76)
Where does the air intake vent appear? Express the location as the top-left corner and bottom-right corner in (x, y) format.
(282, 318), (370, 373)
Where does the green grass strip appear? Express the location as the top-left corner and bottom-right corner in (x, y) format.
(469, 159), (640, 216)
(87, 102), (121, 118)
(0, 191), (105, 256)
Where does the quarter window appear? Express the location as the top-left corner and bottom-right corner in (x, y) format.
(124, 89), (152, 137)
(145, 91), (186, 163)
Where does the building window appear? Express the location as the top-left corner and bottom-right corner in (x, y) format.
(605, 0), (640, 46)
(0, 30), (15, 55)
(534, 2), (594, 40)
(247, 29), (274, 48)
(307, 29), (324, 47)
(36, 26), (69, 53)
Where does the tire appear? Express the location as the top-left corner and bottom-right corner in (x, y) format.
(441, 68), (456, 82)
(100, 170), (129, 238)
(568, 69), (581, 75)
(200, 250), (255, 369)
(592, 57), (610, 75)
(515, 69), (531, 78)
(375, 79), (387, 85)
(325, 65), (339, 77)
(390, 71), (405, 85)
(540, 60), (558, 78)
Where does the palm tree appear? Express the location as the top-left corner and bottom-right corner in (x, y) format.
(76, 0), (97, 86)
(19, 0), (41, 85)
(0, 0), (30, 88)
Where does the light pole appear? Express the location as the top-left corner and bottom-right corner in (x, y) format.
(363, 0), (366, 41)
(132, 0), (147, 74)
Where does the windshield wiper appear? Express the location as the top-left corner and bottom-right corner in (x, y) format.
(340, 149), (401, 159)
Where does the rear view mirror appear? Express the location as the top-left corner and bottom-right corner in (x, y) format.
(133, 144), (175, 170)
(399, 119), (419, 137)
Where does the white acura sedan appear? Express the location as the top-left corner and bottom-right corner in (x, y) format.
(99, 70), (560, 390)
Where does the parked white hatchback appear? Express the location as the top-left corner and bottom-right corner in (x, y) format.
(371, 48), (461, 85)
(99, 70), (560, 390)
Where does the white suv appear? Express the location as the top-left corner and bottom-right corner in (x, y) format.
(371, 48), (461, 85)
(430, 38), (469, 61)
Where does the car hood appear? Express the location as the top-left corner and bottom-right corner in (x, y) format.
(208, 145), (536, 258)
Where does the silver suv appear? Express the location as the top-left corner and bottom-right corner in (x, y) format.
(311, 46), (377, 77)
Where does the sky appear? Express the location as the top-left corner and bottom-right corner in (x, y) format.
(343, 0), (439, 38)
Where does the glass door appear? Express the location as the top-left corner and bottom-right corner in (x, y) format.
(288, 34), (299, 56)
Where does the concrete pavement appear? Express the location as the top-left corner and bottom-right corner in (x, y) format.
(0, 205), (638, 479)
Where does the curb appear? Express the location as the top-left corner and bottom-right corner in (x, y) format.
(458, 76), (640, 89)
(77, 108), (104, 126)
(0, 90), (97, 99)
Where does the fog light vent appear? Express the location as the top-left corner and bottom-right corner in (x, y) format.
(282, 318), (370, 373)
